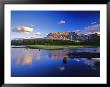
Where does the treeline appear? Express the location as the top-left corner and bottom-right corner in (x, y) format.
(11, 38), (100, 46)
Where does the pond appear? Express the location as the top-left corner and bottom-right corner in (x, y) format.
(11, 47), (100, 77)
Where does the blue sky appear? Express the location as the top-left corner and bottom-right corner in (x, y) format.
(11, 11), (100, 39)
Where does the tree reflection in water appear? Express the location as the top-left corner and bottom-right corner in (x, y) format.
(11, 47), (100, 77)
(15, 48), (100, 71)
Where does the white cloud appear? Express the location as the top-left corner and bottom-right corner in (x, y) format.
(75, 29), (80, 32)
(91, 22), (97, 24)
(16, 26), (33, 33)
(35, 32), (41, 35)
(30, 32), (44, 38)
(45, 34), (48, 36)
(58, 20), (66, 24)
(84, 24), (100, 34)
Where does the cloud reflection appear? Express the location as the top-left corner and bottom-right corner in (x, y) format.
(16, 48), (40, 65)
(78, 58), (100, 70)
(16, 49), (32, 65)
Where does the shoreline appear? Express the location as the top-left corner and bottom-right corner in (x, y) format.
(11, 45), (99, 50)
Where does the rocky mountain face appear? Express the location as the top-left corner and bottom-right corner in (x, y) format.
(46, 32), (100, 41)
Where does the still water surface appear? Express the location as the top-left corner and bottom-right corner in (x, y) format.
(11, 47), (100, 77)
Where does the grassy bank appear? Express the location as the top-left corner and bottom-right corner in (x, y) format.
(25, 45), (98, 50)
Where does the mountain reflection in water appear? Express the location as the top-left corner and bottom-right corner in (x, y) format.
(11, 47), (100, 77)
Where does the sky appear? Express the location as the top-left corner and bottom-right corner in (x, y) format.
(11, 11), (100, 39)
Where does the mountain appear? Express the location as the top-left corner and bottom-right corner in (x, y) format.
(46, 32), (100, 41)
